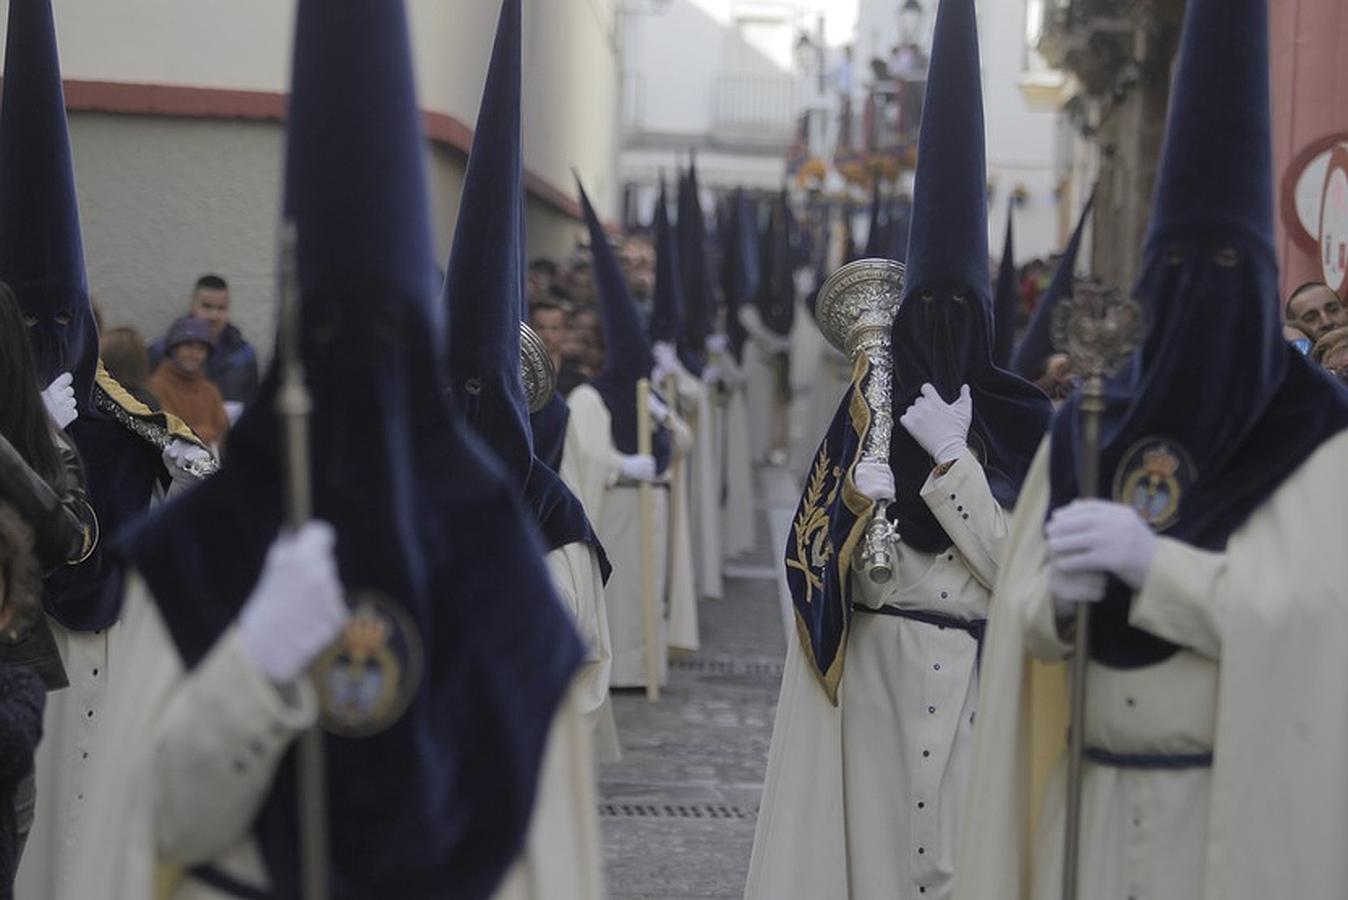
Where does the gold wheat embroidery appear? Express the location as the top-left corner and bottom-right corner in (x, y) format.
(786, 449), (842, 605)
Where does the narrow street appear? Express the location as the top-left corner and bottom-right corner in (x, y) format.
(599, 467), (800, 900)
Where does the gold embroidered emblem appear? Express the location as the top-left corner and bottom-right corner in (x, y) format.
(1113, 438), (1196, 532)
(786, 449), (842, 605)
(314, 592), (423, 738)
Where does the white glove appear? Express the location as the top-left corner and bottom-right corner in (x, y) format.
(618, 454), (658, 483)
(1050, 568), (1108, 618)
(852, 460), (895, 503)
(700, 365), (722, 386)
(652, 341), (679, 373)
(706, 334), (729, 355)
(900, 383), (972, 465)
(237, 521), (348, 684)
(647, 392), (671, 425)
(41, 372), (77, 429)
(161, 438), (214, 484)
(1045, 500), (1158, 592)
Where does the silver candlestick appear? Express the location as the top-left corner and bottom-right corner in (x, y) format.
(815, 258), (906, 584)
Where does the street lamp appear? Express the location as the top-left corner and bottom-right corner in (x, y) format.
(899, 0), (924, 43)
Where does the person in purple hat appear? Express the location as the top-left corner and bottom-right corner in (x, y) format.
(148, 316), (229, 447)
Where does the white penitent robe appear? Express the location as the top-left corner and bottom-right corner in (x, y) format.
(492, 690), (605, 900)
(545, 541), (619, 763)
(720, 356), (758, 560)
(692, 377), (726, 601)
(661, 404), (698, 653)
(786, 313), (826, 476)
(743, 340), (780, 463)
(669, 365), (724, 603)
(16, 479), (187, 899)
(745, 452), (1006, 900)
(807, 346), (853, 464)
(31, 574), (316, 900)
(15, 621), (121, 899)
(33, 568), (602, 900)
(952, 431), (1348, 900)
(564, 384), (670, 689)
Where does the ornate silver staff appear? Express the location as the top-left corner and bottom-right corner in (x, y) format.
(273, 222), (330, 900)
(1051, 280), (1143, 900)
(815, 258), (905, 584)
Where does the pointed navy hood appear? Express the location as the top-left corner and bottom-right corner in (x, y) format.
(3, 0), (163, 634)
(863, 182), (885, 258)
(677, 159), (714, 372)
(128, 0), (584, 893)
(882, 0), (1051, 555)
(444, 0), (532, 483)
(0, 0), (96, 402)
(755, 189), (797, 337)
(443, 0), (607, 571)
(719, 189), (760, 361)
(578, 177), (672, 471)
(991, 201), (1018, 367)
(884, 197), (910, 263)
(1048, 0), (1348, 668)
(1010, 190), (1094, 380)
(649, 178), (685, 351)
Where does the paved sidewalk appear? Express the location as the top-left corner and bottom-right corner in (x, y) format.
(599, 467), (798, 900)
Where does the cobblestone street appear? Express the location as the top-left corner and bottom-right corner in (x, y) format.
(599, 469), (799, 900)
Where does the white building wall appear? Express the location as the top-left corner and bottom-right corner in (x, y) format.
(853, 0), (1061, 263)
(619, 0), (859, 205)
(6, 0), (620, 353)
(978, 0), (1061, 262)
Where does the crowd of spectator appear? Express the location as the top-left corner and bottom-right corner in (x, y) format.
(97, 274), (258, 453)
(525, 236), (658, 398)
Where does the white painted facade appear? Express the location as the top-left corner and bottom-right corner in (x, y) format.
(618, 0), (860, 213)
(9, 0), (622, 355)
(854, 0), (1066, 264)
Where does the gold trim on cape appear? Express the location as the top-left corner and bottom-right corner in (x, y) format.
(94, 360), (210, 450)
(791, 354), (876, 706)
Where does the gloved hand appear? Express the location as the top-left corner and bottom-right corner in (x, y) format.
(652, 342), (679, 373)
(1045, 499), (1158, 592)
(237, 521), (348, 684)
(161, 439), (214, 484)
(900, 383), (972, 465)
(852, 460), (895, 503)
(1050, 568), (1108, 618)
(618, 454), (658, 483)
(706, 334), (729, 355)
(700, 365), (722, 386)
(647, 392), (671, 425)
(41, 373), (77, 430)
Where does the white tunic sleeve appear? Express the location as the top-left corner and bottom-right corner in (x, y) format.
(562, 385), (623, 521)
(920, 449), (1011, 592)
(1128, 539), (1226, 660)
(153, 629), (317, 865)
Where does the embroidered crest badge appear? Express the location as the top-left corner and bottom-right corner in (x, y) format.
(1112, 438), (1196, 532)
(314, 592), (424, 737)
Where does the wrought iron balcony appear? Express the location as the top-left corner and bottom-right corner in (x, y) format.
(711, 76), (799, 140)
